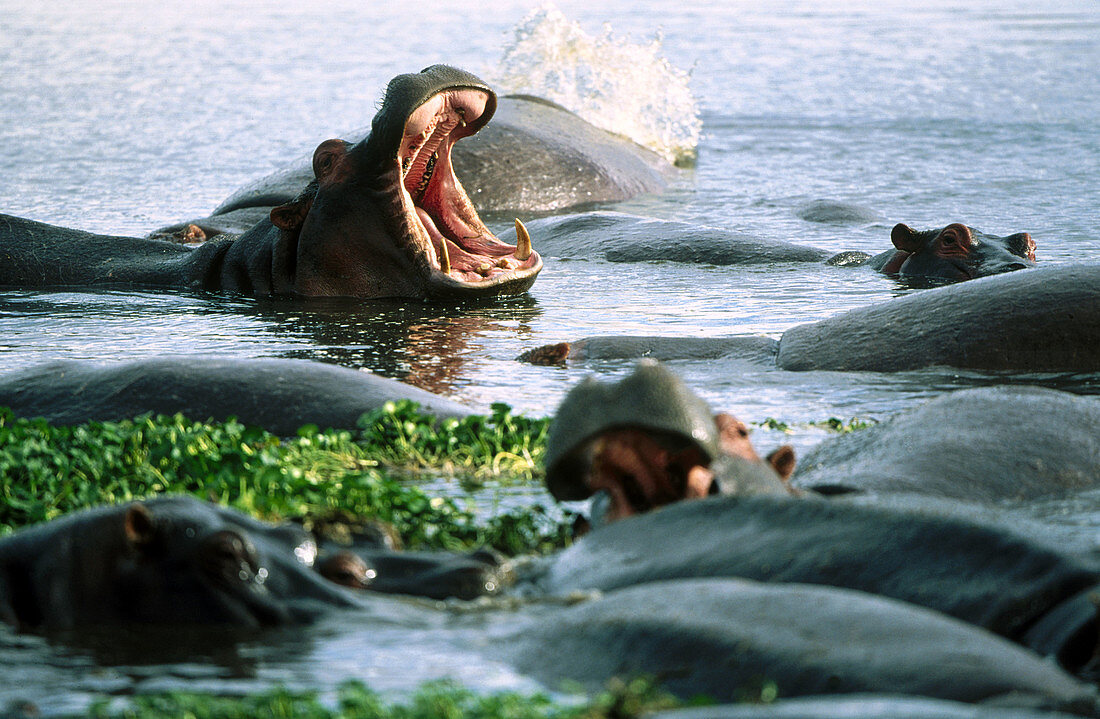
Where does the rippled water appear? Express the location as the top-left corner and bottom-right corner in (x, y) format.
(1, 0), (1099, 711)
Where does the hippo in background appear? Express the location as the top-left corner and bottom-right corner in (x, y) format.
(828, 222), (1036, 281)
(0, 66), (541, 300)
(498, 211), (1034, 283)
(0, 357), (472, 435)
(520, 262), (1100, 373)
(152, 94), (674, 239)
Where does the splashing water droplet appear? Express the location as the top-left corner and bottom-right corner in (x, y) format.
(490, 3), (701, 166)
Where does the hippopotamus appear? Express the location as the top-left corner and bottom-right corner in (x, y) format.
(503, 577), (1097, 710)
(0, 496), (360, 630)
(151, 97), (673, 240)
(0, 357), (471, 435)
(543, 360), (793, 525)
(647, 696), (1088, 719)
(0, 66), (541, 300)
(790, 386), (1100, 502)
(496, 211), (1034, 282)
(520, 263), (1100, 372)
(0, 495), (511, 632)
(829, 222), (1036, 281)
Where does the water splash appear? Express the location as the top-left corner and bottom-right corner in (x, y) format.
(491, 4), (700, 166)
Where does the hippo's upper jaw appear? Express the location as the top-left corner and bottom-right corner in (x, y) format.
(277, 66), (541, 300)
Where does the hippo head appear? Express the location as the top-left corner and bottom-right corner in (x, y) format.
(544, 360), (791, 525)
(885, 223), (1036, 281)
(268, 65), (542, 299)
(0, 497), (357, 632)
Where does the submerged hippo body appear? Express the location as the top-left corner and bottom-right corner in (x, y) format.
(791, 386), (1100, 501)
(505, 578), (1095, 710)
(521, 263), (1100, 372)
(157, 96), (673, 239)
(0, 66), (541, 300)
(0, 357), (472, 434)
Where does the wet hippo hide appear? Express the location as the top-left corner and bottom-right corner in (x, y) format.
(791, 386), (1100, 501)
(776, 263), (1100, 372)
(648, 694), (1089, 719)
(500, 211), (830, 264)
(157, 96), (673, 239)
(529, 493), (1100, 672)
(504, 578), (1097, 710)
(0, 496), (362, 632)
(0, 358), (471, 435)
(0, 66), (542, 300)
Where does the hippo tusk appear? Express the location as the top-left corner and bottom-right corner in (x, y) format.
(514, 218), (532, 261)
(439, 237), (452, 275)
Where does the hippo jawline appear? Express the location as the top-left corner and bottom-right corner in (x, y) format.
(392, 87), (542, 296)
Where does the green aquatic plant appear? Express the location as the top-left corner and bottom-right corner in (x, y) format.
(0, 405), (567, 554)
(755, 416), (876, 434)
(87, 677), (688, 719)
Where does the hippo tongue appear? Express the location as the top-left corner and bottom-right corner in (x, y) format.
(415, 207), (523, 281)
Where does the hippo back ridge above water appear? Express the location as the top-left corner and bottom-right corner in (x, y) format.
(0, 66), (542, 300)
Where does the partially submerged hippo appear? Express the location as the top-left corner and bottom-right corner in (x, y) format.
(543, 360), (794, 525)
(152, 96), (673, 239)
(0, 495), (507, 633)
(0, 66), (542, 300)
(499, 211), (1034, 283)
(0, 357), (471, 435)
(831, 222), (1036, 281)
(504, 577), (1097, 711)
(520, 263), (1100, 372)
(791, 386), (1100, 502)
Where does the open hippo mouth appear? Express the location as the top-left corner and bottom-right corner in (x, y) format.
(395, 84), (541, 295)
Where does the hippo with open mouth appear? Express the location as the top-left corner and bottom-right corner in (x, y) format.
(0, 65), (542, 300)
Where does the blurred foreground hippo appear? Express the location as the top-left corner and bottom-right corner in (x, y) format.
(648, 694), (1088, 719)
(0, 357), (471, 435)
(0, 66), (542, 300)
(521, 263), (1100, 372)
(504, 577), (1097, 711)
(791, 385), (1100, 501)
(542, 360), (794, 525)
(154, 96), (673, 238)
(504, 211), (1034, 281)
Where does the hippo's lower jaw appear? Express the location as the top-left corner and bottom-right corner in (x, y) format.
(394, 87), (542, 296)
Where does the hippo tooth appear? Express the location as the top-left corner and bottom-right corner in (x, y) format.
(439, 237), (452, 275)
(514, 218), (532, 261)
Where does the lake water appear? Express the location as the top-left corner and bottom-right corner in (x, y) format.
(1, 0), (1099, 712)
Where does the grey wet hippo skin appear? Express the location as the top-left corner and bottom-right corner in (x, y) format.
(648, 695), (1088, 719)
(521, 263), (1100, 372)
(528, 492), (1100, 674)
(542, 360), (792, 524)
(831, 222), (1036, 281)
(791, 386), (1100, 501)
(0, 357), (471, 435)
(155, 95), (672, 239)
(504, 578), (1097, 711)
(0, 496), (361, 631)
(0, 66), (542, 300)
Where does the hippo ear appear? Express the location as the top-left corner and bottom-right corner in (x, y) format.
(124, 503), (158, 548)
(891, 223), (923, 253)
(312, 139), (349, 182)
(1006, 232), (1036, 262)
(765, 444), (797, 483)
(270, 182), (317, 231)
